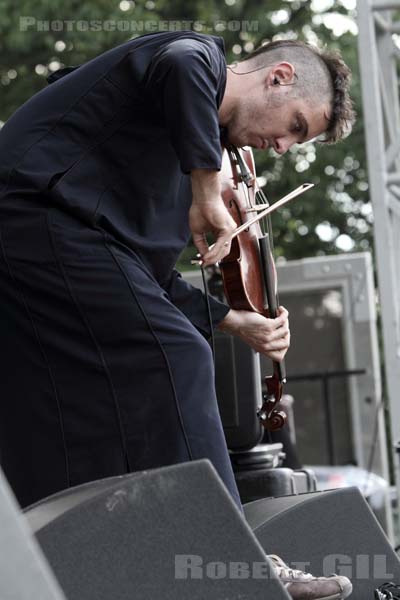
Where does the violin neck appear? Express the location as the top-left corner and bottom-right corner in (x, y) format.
(258, 234), (287, 384)
(258, 234), (277, 316)
(274, 360), (287, 384)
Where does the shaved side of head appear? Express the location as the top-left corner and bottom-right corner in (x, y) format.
(240, 40), (355, 143)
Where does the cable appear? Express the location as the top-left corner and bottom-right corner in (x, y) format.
(200, 265), (216, 362)
(227, 63), (298, 86)
(227, 63), (270, 75)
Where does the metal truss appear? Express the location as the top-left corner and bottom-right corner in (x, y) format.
(357, 0), (400, 507)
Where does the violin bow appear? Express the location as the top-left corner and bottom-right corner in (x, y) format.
(233, 182), (314, 238)
(191, 183), (314, 264)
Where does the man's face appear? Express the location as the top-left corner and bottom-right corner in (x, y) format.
(224, 85), (331, 154)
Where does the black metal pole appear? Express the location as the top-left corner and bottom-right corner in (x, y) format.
(322, 375), (336, 465)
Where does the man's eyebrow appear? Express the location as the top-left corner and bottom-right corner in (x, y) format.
(297, 112), (309, 141)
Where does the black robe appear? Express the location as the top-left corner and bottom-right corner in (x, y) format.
(0, 31), (241, 509)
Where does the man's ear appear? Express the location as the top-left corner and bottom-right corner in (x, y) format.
(267, 62), (296, 87)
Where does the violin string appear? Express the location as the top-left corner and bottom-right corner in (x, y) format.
(256, 187), (281, 306)
(200, 264), (216, 361)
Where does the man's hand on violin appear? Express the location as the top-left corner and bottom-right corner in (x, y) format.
(217, 306), (290, 362)
(190, 168), (236, 266)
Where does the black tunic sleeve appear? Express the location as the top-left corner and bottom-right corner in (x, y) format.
(164, 270), (230, 338)
(143, 36), (229, 334)
(143, 37), (226, 174)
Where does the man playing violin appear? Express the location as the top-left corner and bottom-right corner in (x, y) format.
(0, 30), (354, 599)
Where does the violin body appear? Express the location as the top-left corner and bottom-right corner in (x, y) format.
(219, 149), (266, 314)
(218, 145), (286, 431)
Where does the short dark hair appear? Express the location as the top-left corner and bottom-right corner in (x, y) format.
(241, 39), (355, 144)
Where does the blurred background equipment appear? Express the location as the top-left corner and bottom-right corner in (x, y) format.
(185, 251), (394, 538)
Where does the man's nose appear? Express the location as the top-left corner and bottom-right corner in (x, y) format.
(274, 137), (294, 155)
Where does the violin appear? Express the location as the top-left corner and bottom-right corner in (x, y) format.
(219, 144), (287, 431)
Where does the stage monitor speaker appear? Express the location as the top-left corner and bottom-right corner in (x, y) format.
(24, 460), (289, 600)
(243, 487), (400, 600)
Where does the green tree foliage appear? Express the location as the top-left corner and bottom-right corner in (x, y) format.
(0, 0), (369, 262)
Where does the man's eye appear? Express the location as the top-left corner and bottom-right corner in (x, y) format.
(294, 121), (302, 133)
